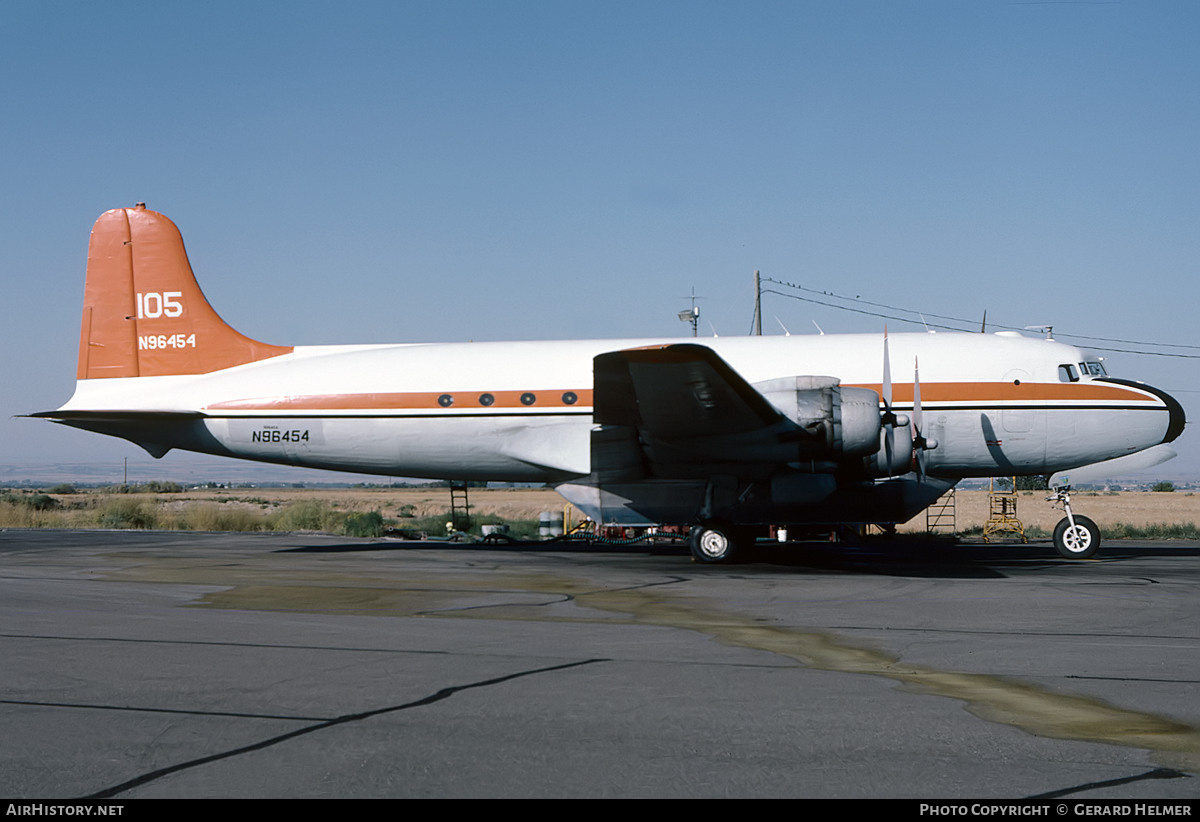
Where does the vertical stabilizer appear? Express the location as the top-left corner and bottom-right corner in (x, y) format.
(77, 205), (292, 379)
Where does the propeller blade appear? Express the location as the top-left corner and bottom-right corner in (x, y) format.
(913, 356), (925, 479)
(878, 329), (916, 476)
(882, 330), (894, 474)
(910, 355), (938, 478)
(882, 328), (893, 413)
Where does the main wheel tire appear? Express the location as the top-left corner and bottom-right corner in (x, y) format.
(1053, 515), (1101, 559)
(689, 521), (745, 563)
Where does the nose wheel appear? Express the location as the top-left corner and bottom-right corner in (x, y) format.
(1048, 487), (1101, 559)
(1053, 514), (1100, 559)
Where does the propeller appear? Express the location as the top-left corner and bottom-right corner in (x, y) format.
(883, 331), (892, 469)
(911, 355), (938, 478)
(880, 330), (909, 476)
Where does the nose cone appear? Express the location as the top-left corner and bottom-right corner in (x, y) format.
(1160, 385), (1187, 443)
(1140, 382), (1187, 444)
(1100, 378), (1186, 444)
(1108, 379), (1185, 441)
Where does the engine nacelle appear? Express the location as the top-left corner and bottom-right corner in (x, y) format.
(755, 376), (882, 458)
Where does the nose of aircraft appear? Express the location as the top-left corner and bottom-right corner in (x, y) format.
(1098, 378), (1186, 444)
(1159, 385), (1187, 443)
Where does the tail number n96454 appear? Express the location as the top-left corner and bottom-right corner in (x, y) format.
(138, 333), (196, 350)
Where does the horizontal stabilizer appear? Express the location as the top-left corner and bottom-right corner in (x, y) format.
(29, 410), (205, 421)
(29, 409), (209, 459)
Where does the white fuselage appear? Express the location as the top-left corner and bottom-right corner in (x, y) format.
(57, 331), (1177, 482)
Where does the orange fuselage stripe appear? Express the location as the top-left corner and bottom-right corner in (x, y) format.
(203, 381), (1157, 413)
(845, 381), (1154, 404)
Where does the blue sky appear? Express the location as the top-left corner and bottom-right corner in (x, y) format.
(3, 1), (1198, 479)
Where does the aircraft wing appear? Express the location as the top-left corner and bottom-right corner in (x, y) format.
(593, 344), (804, 479)
(595, 344), (784, 436)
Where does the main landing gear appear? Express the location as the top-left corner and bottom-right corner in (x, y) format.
(688, 520), (752, 563)
(690, 488), (1106, 563)
(1047, 487), (1101, 559)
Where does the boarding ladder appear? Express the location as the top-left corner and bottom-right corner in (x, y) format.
(449, 481), (472, 533)
(925, 488), (957, 534)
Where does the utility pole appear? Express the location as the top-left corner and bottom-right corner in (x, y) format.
(752, 270), (762, 335)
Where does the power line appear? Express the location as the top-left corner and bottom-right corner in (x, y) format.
(761, 278), (1200, 359)
(761, 289), (968, 332)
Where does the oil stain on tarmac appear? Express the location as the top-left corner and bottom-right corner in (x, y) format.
(163, 560), (1200, 778)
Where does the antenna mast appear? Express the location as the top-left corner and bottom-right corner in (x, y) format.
(677, 288), (701, 337)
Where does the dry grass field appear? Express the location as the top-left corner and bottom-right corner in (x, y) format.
(150, 486), (566, 520)
(910, 489), (1200, 534)
(0, 485), (567, 534)
(2, 484), (1197, 537)
(183, 486), (1200, 531)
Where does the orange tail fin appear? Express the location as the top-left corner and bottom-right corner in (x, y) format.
(76, 204), (292, 379)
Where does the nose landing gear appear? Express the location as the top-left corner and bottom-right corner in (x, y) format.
(1047, 487), (1101, 559)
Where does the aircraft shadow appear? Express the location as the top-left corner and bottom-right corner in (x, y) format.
(275, 536), (1198, 580)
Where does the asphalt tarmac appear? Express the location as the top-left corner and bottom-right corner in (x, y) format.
(2, 529), (1197, 799)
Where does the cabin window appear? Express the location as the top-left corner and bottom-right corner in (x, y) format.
(1058, 364), (1079, 383)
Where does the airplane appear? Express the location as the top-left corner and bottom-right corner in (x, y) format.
(34, 204), (1186, 563)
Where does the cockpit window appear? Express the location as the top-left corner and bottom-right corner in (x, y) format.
(1058, 364), (1079, 383)
(1079, 361), (1106, 377)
